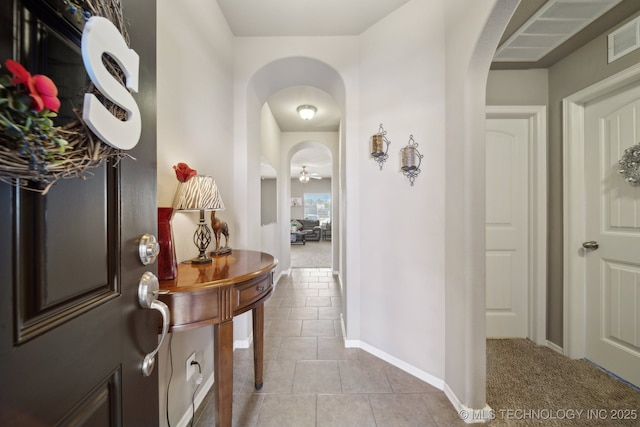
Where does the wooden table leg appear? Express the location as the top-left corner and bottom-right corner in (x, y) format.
(213, 320), (233, 427)
(252, 304), (264, 389)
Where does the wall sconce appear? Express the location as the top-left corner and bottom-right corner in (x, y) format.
(370, 123), (390, 170)
(401, 135), (423, 186)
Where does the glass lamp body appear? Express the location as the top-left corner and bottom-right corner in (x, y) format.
(157, 207), (178, 280)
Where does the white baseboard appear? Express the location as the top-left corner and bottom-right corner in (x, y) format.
(234, 333), (253, 350)
(444, 383), (493, 424)
(546, 340), (564, 355)
(341, 314), (492, 423)
(175, 373), (214, 427)
(340, 314), (443, 390)
(361, 341), (445, 390)
(340, 313), (348, 342)
(273, 270), (284, 286)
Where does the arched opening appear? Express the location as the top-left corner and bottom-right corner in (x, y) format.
(238, 3), (522, 418)
(442, 0), (520, 417)
(288, 141), (334, 268)
(245, 56), (344, 283)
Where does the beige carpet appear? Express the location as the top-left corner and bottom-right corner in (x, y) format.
(487, 339), (640, 426)
(290, 239), (331, 268)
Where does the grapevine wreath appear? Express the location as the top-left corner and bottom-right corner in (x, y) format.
(0, 0), (133, 195)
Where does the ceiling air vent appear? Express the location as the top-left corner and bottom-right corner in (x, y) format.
(494, 0), (622, 63)
(608, 16), (640, 63)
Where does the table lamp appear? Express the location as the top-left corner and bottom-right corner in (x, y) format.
(173, 175), (225, 264)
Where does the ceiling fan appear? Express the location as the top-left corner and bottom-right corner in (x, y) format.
(299, 166), (322, 183)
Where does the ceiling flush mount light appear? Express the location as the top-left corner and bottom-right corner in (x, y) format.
(299, 166), (310, 183)
(370, 123), (390, 170)
(401, 135), (423, 186)
(297, 105), (317, 120)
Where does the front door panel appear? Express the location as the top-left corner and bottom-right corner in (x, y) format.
(0, 0), (158, 424)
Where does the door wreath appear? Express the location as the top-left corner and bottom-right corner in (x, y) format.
(618, 143), (640, 185)
(0, 0), (132, 195)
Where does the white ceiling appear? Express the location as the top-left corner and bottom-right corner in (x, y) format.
(216, 0), (411, 37)
(217, 0), (411, 180)
(221, 0), (626, 178)
(267, 86), (340, 133)
(263, 86), (338, 179)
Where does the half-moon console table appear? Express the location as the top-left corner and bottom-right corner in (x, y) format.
(158, 249), (277, 427)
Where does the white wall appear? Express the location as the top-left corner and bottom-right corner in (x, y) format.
(155, 0), (520, 420)
(232, 0), (450, 389)
(260, 104), (283, 275)
(357, 0), (446, 379)
(443, 0), (518, 414)
(156, 1), (233, 425)
(261, 103), (281, 166)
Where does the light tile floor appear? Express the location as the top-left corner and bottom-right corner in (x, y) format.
(193, 268), (465, 427)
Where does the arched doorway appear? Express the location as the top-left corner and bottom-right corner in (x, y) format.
(442, 0), (520, 418)
(288, 141), (334, 269)
(244, 57), (345, 274)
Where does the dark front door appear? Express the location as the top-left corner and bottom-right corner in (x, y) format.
(0, 0), (158, 425)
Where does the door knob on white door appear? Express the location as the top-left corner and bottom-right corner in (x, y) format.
(582, 241), (599, 250)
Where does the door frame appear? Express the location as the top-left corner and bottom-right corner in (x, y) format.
(563, 62), (640, 359)
(486, 105), (548, 345)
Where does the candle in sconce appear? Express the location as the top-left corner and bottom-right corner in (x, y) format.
(402, 146), (417, 171)
(371, 134), (384, 156)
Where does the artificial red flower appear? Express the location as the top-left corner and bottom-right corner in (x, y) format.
(28, 74), (61, 112)
(173, 163), (197, 182)
(4, 59), (60, 112)
(4, 59), (31, 85)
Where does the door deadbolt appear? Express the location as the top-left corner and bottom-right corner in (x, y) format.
(139, 234), (160, 265)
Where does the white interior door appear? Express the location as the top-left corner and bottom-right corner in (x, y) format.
(584, 84), (640, 387)
(485, 118), (529, 338)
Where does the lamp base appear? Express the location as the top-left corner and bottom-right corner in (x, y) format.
(191, 210), (213, 264)
(190, 254), (212, 264)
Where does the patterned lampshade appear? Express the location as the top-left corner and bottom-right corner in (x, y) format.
(173, 175), (225, 211)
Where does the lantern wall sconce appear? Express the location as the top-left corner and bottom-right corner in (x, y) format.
(370, 124), (390, 170)
(401, 135), (423, 186)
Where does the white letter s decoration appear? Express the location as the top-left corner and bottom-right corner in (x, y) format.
(81, 16), (141, 150)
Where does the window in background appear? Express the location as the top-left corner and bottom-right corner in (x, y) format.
(303, 193), (330, 223)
